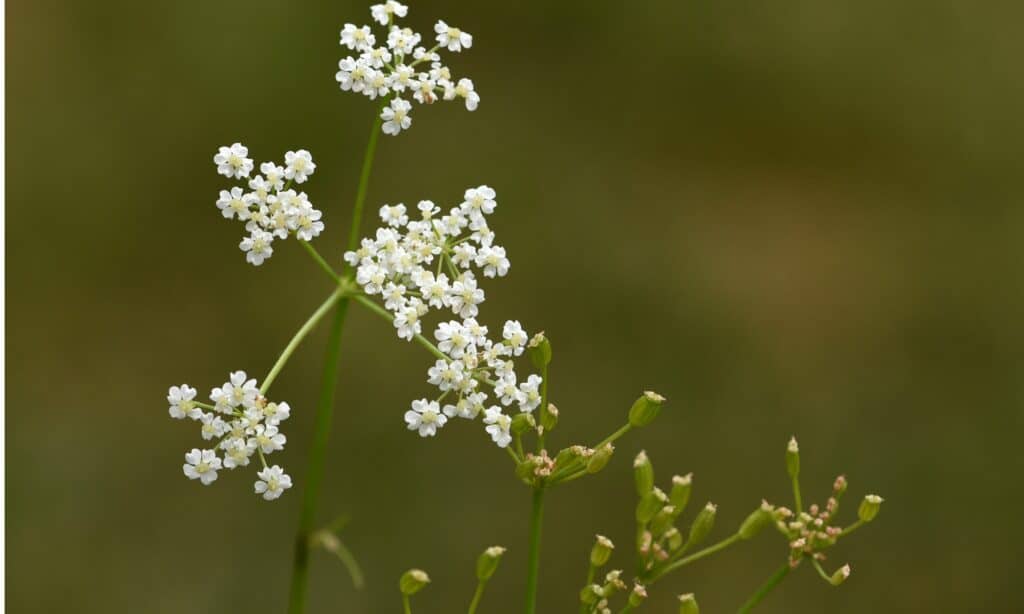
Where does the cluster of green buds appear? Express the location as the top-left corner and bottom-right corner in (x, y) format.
(578, 536), (647, 613)
(398, 545), (506, 613)
(779, 437), (884, 586)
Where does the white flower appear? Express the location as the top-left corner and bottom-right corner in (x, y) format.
(451, 243), (477, 268)
(435, 320), (472, 358)
(250, 424), (287, 454)
(168, 384), (200, 420)
(461, 185), (496, 218)
(183, 448), (222, 485)
(419, 272), (450, 308)
(434, 20), (472, 52)
(240, 230), (275, 266)
(412, 77), (438, 104)
(214, 143), (253, 179)
(222, 438), (256, 469)
(262, 401), (290, 426)
(292, 200), (325, 241)
(394, 301), (422, 340)
(379, 203), (409, 227)
(449, 275), (484, 318)
(221, 371), (259, 409)
(404, 399), (448, 437)
(427, 358), (465, 391)
(446, 78), (480, 111)
(200, 413), (229, 441)
(260, 162), (286, 190)
(494, 376), (521, 406)
(370, 1), (408, 26)
(518, 374), (543, 412)
(387, 26), (421, 55)
(503, 320), (528, 356)
(340, 23), (377, 51)
(475, 245), (510, 278)
(217, 187), (250, 220)
(381, 98), (412, 135)
(483, 407), (512, 448)
(284, 149), (316, 184)
(254, 465), (293, 500)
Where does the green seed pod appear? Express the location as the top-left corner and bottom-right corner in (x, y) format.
(858, 495), (883, 523)
(511, 412), (536, 435)
(590, 535), (615, 567)
(830, 564), (851, 586)
(669, 473), (692, 515)
(678, 593), (700, 614)
(540, 402), (558, 432)
(399, 569), (430, 596)
(739, 501), (775, 539)
(650, 506), (676, 537)
(786, 437), (800, 479)
(628, 583), (648, 607)
(476, 546), (506, 581)
(587, 443), (615, 474)
(527, 332), (552, 369)
(628, 391), (666, 427)
(579, 584), (603, 605)
(664, 527), (684, 551)
(636, 488), (668, 524)
(687, 503), (717, 547)
(634, 451), (654, 497)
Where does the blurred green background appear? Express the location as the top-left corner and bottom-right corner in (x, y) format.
(7, 0), (1023, 612)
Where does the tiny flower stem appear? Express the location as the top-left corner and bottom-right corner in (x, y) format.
(351, 294), (447, 360)
(402, 595), (412, 614)
(737, 563), (792, 613)
(194, 401), (217, 411)
(467, 581), (487, 614)
(578, 565), (596, 614)
(617, 604), (636, 614)
(506, 446), (522, 464)
(548, 423), (633, 484)
(810, 557), (833, 585)
(791, 473), (803, 514)
(514, 432), (525, 458)
(536, 363), (549, 452)
(840, 519), (864, 537)
(524, 486), (546, 614)
(261, 287), (345, 395)
(646, 533), (742, 583)
(299, 240), (342, 284)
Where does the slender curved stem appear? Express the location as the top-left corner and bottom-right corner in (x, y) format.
(300, 241), (341, 283)
(467, 581), (486, 614)
(524, 486), (546, 614)
(286, 108), (383, 614)
(737, 564), (791, 613)
(351, 294), (447, 360)
(261, 288), (344, 395)
(647, 533), (742, 583)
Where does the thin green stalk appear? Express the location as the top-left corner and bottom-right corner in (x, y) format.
(579, 565), (596, 614)
(737, 564), (791, 613)
(300, 240), (342, 284)
(840, 519), (864, 537)
(791, 474), (803, 514)
(647, 533), (741, 583)
(536, 362), (549, 452)
(352, 294), (447, 360)
(467, 581), (486, 614)
(402, 595), (412, 614)
(549, 423), (632, 483)
(524, 487), (546, 614)
(618, 605), (636, 614)
(287, 108), (383, 614)
(261, 288), (344, 395)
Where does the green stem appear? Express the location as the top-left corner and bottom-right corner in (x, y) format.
(300, 240), (342, 284)
(840, 519), (864, 537)
(467, 581), (486, 614)
(737, 564), (791, 613)
(261, 288), (344, 395)
(647, 533), (742, 583)
(618, 605), (635, 614)
(536, 362), (549, 452)
(579, 565), (596, 614)
(549, 423), (632, 483)
(402, 595), (412, 614)
(352, 294), (447, 360)
(791, 474), (803, 514)
(286, 108), (383, 614)
(524, 487), (546, 614)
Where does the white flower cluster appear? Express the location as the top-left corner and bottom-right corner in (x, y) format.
(344, 186), (539, 448)
(336, 1), (480, 136)
(213, 143), (323, 266)
(168, 371), (293, 501)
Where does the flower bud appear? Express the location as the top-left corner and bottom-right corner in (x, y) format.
(579, 584), (603, 605)
(664, 527), (684, 551)
(739, 501), (775, 539)
(634, 451), (654, 497)
(678, 593), (700, 614)
(830, 564), (851, 586)
(540, 402), (558, 432)
(476, 546), (506, 581)
(587, 443), (614, 474)
(399, 569), (430, 596)
(628, 391), (666, 427)
(786, 437), (800, 479)
(628, 583), (648, 607)
(833, 475), (848, 497)
(590, 535), (614, 567)
(687, 503), (717, 547)
(858, 495), (883, 523)
(602, 569), (626, 595)
(669, 473), (692, 515)
(636, 487), (668, 524)
(528, 332), (552, 369)
(650, 506), (676, 537)
(511, 412), (536, 435)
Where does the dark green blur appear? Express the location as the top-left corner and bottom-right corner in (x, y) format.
(7, 0), (1023, 612)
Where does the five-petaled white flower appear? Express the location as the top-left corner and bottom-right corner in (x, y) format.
(284, 150), (316, 184)
(483, 407), (512, 448)
(434, 20), (473, 52)
(254, 465), (293, 501)
(183, 448), (222, 485)
(168, 385), (200, 420)
(405, 398), (448, 437)
(214, 143), (253, 179)
(381, 98), (413, 136)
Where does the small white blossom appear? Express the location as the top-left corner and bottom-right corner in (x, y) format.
(168, 385), (200, 420)
(405, 399), (448, 437)
(483, 407), (512, 448)
(380, 203), (409, 227)
(503, 320), (528, 356)
(240, 230), (275, 266)
(214, 143), (253, 179)
(254, 465), (293, 501)
(476, 245), (510, 278)
(340, 23), (377, 51)
(370, 1), (408, 26)
(434, 20), (473, 52)
(284, 149), (316, 184)
(217, 187), (250, 220)
(249, 424), (287, 454)
(222, 438), (256, 469)
(183, 448), (222, 485)
(381, 98), (412, 135)
(518, 374), (543, 412)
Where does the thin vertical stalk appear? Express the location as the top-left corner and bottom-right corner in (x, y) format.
(737, 564), (791, 613)
(286, 108), (384, 614)
(524, 486), (546, 614)
(467, 582), (486, 614)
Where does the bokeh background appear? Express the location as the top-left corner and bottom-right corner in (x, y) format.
(7, 0), (1023, 612)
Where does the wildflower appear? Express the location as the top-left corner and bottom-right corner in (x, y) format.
(214, 142), (253, 179)
(167, 384), (200, 420)
(183, 448), (222, 485)
(434, 20), (472, 52)
(381, 98), (413, 135)
(284, 149), (316, 184)
(483, 407), (512, 447)
(370, 1), (408, 26)
(254, 465), (293, 501)
(405, 399), (447, 437)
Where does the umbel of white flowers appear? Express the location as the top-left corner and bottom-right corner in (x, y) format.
(345, 186), (541, 449)
(168, 372), (293, 501)
(213, 143), (323, 266)
(336, 1), (480, 136)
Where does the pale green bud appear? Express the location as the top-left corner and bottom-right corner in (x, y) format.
(858, 495), (883, 522)
(687, 503), (717, 547)
(399, 569), (430, 596)
(830, 564), (851, 586)
(678, 593), (700, 614)
(579, 584), (603, 605)
(511, 412), (536, 435)
(590, 534), (615, 567)
(540, 402), (558, 432)
(634, 451), (654, 497)
(664, 527), (684, 551)
(476, 546), (506, 581)
(669, 473), (692, 515)
(739, 501), (775, 539)
(628, 583), (648, 607)
(650, 506), (676, 537)
(602, 569), (627, 596)
(636, 487), (668, 524)
(786, 437), (800, 479)
(528, 332), (552, 369)
(628, 391), (666, 427)
(587, 443), (614, 474)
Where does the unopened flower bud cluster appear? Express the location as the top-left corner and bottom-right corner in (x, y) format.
(167, 371), (293, 500)
(213, 143), (323, 266)
(344, 186), (542, 448)
(776, 475), (849, 568)
(336, 2), (480, 136)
